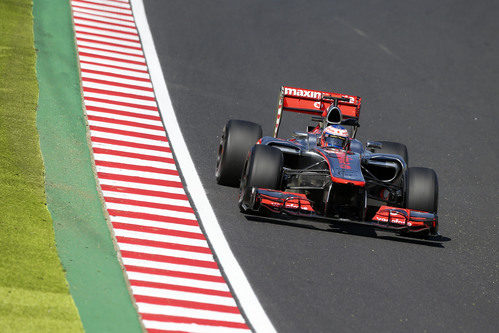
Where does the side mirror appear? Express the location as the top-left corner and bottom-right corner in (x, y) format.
(366, 141), (383, 150)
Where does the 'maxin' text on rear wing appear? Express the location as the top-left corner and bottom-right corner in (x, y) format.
(274, 86), (362, 137)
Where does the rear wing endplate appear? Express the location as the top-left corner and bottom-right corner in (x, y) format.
(274, 86), (362, 137)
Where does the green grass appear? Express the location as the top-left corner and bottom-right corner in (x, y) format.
(0, 0), (83, 331)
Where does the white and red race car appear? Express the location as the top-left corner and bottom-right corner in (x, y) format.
(216, 86), (439, 237)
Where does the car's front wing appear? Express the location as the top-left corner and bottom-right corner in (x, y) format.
(246, 188), (438, 235)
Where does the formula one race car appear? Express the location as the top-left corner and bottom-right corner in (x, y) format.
(216, 86), (439, 237)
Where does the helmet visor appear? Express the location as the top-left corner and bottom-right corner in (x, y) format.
(323, 134), (347, 149)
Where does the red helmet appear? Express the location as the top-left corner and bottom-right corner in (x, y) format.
(320, 125), (349, 149)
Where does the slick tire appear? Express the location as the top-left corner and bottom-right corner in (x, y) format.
(405, 167), (438, 213)
(377, 141), (409, 165)
(239, 145), (283, 211)
(216, 120), (262, 187)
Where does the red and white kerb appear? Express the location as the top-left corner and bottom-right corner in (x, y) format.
(70, 0), (251, 332)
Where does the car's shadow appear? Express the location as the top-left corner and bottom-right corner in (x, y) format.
(244, 213), (451, 248)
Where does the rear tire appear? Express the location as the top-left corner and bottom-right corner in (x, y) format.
(405, 167), (438, 213)
(239, 145), (283, 211)
(377, 141), (409, 165)
(216, 120), (262, 187)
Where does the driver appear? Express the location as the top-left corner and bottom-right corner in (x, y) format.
(320, 125), (349, 150)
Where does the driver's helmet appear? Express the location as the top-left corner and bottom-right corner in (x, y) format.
(320, 125), (349, 149)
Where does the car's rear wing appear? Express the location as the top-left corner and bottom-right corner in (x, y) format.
(274, 86), (362, 138)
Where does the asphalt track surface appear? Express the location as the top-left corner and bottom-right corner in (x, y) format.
(143, 1), (498, 331)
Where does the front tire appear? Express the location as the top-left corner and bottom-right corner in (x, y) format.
(239, 145), (283, 211)
(377, 141), (409, 165)
(405, 167), (438, 213)
(216, 120), (262, 187)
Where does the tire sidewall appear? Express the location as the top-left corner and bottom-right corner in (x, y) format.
(405, 167), (438, 213)
(216, 120), (262, 187)
(239, 145), (283, 209)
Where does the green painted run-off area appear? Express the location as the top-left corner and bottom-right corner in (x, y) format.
(34, 0), (143, 331)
